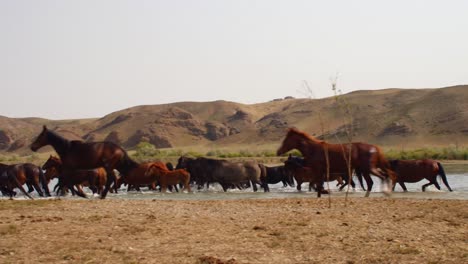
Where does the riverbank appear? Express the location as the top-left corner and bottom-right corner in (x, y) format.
(0, 197), (466, 263)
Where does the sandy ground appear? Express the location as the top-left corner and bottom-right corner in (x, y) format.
(0, 197), (467, 264)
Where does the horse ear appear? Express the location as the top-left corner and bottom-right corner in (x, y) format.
(43, 125), (48, 131)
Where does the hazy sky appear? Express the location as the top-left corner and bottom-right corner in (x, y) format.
(1, 0), (467, 119)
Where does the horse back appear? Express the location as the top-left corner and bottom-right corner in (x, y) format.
(65, 141), (127, 169)
(391, 159), (439, 182)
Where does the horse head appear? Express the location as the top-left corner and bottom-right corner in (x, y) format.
(176, 156), (194, 169)
(42, 155), (62, 170)
(31, 125), (49, 152)
(277, 128), (299, 156)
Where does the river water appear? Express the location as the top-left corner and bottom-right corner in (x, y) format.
(3, 170), (468, 201)
(5, 173), (462, 201)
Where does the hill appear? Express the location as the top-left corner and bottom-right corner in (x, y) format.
(1, 85), (467, 155)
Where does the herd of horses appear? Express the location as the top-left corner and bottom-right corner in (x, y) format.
(0, 126), (454, 200)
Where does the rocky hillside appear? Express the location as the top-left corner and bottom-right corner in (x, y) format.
(1, 85), (467, 154)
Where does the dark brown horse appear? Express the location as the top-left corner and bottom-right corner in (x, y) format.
(0, 163), (49, 199)
(42, 155), (108, 195)
(277, 128), (395, 197)
(389, 159), (453, 192)
(284, 156), (346, 193)
(31, 125), (138, 199)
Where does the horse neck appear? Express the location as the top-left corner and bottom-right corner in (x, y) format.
(293, 134), (323, 155)
(47, 132), (70, 158)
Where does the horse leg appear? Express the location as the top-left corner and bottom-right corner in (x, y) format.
(362, 172), (373, 197)
(100, 169), (115, 199)
(296, 180), (302, 192)
(422, 182), (433, 192)
(355, 169), (367, 191)
(433, 180), (441, 190)
(74, 184), (88, 198)
(398, 182), (408, 192)
(26, 183), (35, 193)
(316, 179), (324, 198)
(10, 174), (33, 200)
(251, 180), (258, 192)
(263, 180), (270, 192)
(39, 169), (51, 197)
(31, 179), (45, 197)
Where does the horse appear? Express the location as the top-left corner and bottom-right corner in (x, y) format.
(283, 158), (333, 192)
(146, 164), (191, 193)
(30, 125), (138, 199)
(287, 155), (366, 191)
(277, 128), (395, 197)
(116, 161), (169, 191)
(259, 164), (295, 188)
(42, 155), (108, 195)
(1, 163), (49, 198)
(176, 156), (268, 192)
(0, 163), (48, 199)
(389, 159), (453, 192)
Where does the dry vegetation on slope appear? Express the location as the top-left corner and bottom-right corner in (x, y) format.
(1, 85), (467, 155)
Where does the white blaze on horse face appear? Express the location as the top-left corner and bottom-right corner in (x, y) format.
(370, 147), (377, 153)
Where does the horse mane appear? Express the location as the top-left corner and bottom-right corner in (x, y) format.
(46, 129), (71, 152)
(117, 151), (139, 174)
(288, 128), (324, 144)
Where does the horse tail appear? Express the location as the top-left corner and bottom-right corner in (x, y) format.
(9, 171), (34, 200)
(377, 149), (396, 183)
(436, 162), (453, 192)
(38, 168), (51, 197)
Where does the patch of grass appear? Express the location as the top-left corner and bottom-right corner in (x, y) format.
(385, 146), (468, 160)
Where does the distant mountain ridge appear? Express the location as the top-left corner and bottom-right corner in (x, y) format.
(1, 85), (467, 154)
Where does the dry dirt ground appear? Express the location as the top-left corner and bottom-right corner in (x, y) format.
(0, 197), (467, 264)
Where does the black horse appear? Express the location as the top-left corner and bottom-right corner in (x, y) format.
(176, 156), (268, 192)
(30, 125), (138, 199)
(260, 164), (295, 188)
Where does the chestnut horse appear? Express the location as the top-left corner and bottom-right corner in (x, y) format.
(146, 164), (191, 193)
(116, 161), (169, 191)
(389, 159), (453, 192)
(31, 125), (138, 199)
(277, 128), (395, 197)
(42, 156), (108, 195)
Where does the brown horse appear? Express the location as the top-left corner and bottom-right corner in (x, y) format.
(116, 161), (169, 191)
(0, 163), (49, 199)
(42, 156), (108, 195)
(146, 164), (191, 193)
(31, 125), (138, 199)
(284, 156), (344, 192)
(389, 159), (453, 192)
(277, 128), (395, 197)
